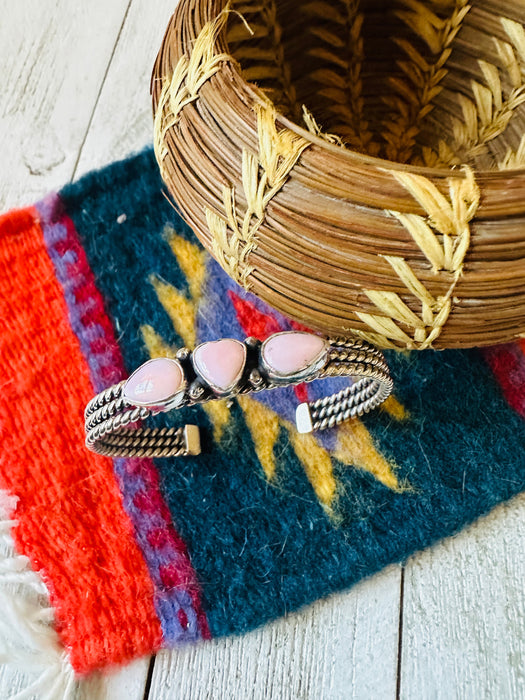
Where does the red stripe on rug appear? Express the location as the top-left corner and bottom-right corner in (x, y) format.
(483, 342), (525, 418)
(0, 207), (163, 674)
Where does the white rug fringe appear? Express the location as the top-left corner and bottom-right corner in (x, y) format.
(0, 491), (78, 700)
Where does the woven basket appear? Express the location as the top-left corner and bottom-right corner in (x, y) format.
(152, 0), (525, 350)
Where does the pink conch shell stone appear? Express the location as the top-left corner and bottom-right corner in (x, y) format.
(262, 332), (327, 376)
(193, 339), (246, 393)
(123, 358), (184, 406)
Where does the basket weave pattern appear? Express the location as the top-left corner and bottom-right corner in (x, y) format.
(152, 0), (525, 349)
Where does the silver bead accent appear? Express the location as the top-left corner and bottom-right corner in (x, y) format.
(176, 347), (191, 360)
(189, 383), (205, 400)
(244, 336), (260, 348)
(249, 368), (263, 387)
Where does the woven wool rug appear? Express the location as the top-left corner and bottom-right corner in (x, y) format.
(0, 148), (524, 695)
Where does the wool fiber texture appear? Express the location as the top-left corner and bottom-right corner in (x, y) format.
(0, 148), (523, 673)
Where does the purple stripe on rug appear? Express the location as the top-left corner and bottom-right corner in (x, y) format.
(36, 192), (211, 644)
(114, 457), (207, 644)
(36, 193), (124, 393)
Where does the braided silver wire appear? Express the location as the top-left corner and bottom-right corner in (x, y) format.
(306, 375), (393, 431)
(90, 426), (188, 458)
(84, 381), (126, 419)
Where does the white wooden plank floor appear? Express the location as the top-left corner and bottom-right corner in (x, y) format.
(0, 2), (524, 698)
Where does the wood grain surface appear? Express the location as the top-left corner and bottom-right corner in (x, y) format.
(0, 1), (523, 698)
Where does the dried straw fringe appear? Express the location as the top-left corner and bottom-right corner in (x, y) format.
(302, 0), (379, 153)
(207, 100), (309, 287)
(0, 491), (78, 700)
(302, 106), (345, 147)
(357, 167), (480, 349)
(382, 0), (471, 164)
(153, 6), (233, 176)
(425, 18), (525, 168)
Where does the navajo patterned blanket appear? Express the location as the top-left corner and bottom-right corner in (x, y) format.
(0, 149), (523, 684)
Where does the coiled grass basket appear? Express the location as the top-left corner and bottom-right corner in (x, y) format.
(152, 0), (525, 350)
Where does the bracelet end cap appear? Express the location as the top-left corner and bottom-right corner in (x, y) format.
(296, 403), (313, 434)
(184, 424), (201, 456)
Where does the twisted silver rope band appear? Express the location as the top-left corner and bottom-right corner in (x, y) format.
(85, 335), (393, 458)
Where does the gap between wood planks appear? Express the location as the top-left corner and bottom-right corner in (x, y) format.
(70, 0), (134, 182)
(396, 566), (405, 700)
(143, 656), (156, 700)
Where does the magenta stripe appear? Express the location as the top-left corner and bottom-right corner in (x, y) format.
(36, 192), (210, 643)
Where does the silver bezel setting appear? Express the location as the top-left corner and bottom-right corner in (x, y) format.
(260, 332), (329, 384)
(191, 338), (247, 397)
(122, 358), (187, 413)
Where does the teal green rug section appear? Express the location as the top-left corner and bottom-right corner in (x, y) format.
(61, 148), (525, 638)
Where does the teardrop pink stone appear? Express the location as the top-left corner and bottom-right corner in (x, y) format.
(123, 358), (184, 406)
(262, 332), (327, 376)
(193, 339), (246, 393)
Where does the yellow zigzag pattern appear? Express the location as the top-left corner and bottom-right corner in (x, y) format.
(141, 229), (407, 514)
(240, 393), (407, 512)
(142, 229), (231, 443)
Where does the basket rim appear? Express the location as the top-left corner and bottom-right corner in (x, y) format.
(188, 0), (525, 184)
(234, 63), (525, 183)
(279, 110), (525, 181)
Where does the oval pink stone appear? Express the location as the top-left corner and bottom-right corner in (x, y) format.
(193, 339), (246, 394)
(123, 358), (184, 407)
(262, 332), (327, 377)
